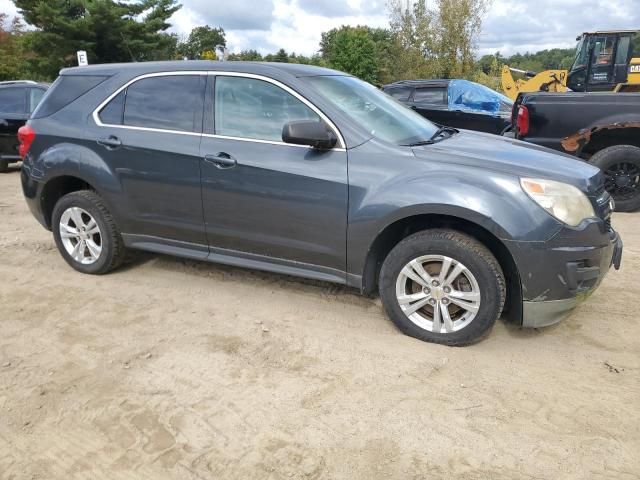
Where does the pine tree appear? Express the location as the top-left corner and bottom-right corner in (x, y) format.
(13, 0), (181, 79)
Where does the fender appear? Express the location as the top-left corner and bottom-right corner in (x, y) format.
(28, 141), (125, 226)
(346, 162), (562, 282)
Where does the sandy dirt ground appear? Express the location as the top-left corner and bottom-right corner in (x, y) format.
(0, 166), (639, 480)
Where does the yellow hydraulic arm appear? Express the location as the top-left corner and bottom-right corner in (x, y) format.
(501, 66), (568, 101)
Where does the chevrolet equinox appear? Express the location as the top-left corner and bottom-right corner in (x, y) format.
(20, 62), (623, 345)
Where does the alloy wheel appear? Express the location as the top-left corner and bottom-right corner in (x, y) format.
(59, 207), (103, 265)
(395, 255), (481, 333)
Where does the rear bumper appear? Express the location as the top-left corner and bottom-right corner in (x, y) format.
(518, 229), (622, 328)
(21, 162), (48, 229)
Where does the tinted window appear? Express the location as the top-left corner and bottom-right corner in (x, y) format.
(28, 88), (46, 113)
(385, 86), (412, 101)
(215, 76), (319, 142)
(99, 90), (125, 125)
(0, 87), (26, 113)
(413, 87), (447, 105)
(32, 75), (107, 119)
(123, 75), (204, 132)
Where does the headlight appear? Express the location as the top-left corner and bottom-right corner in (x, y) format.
(520, 178), (595, 226)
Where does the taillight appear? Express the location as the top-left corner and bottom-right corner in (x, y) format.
(17, 125), (35, 159)
(516, 105), (529, 137)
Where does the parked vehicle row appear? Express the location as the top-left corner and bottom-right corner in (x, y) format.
(18, 61), (622, 345)
(512, 91), (640, 211)
(0, 80), (48, 172)
(382, 79), (512, 135)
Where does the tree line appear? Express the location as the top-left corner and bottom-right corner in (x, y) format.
(0, 0), (578, 91)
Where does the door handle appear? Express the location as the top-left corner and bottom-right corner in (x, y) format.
(97, 135), (122, 149)
(204, 152), (237, 169)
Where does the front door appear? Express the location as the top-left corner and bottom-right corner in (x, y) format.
(88, 73), (208, 250)
(199, 74), (348, 278)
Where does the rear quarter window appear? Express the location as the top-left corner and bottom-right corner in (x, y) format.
(31, 75), (107, 119)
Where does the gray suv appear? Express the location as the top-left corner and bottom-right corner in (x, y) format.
(20, 61), (622, 345)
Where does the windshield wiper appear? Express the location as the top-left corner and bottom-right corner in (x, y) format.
(430, 125), (458, 141)
(402, 139), (435, 146)
(402, 126), (459, 147)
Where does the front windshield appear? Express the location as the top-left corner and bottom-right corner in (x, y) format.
(571, 35), (589, 71)
(303, 75), (439, 145)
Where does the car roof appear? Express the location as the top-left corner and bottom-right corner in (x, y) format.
(382, 79), (451, 89)
(59, 61), (346, 79)
(0, 80), (49, 89)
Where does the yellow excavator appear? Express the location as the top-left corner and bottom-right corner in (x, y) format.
(502, 30), (640, 100)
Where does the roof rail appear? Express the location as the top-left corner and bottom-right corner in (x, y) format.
(0, 80), (37, 86)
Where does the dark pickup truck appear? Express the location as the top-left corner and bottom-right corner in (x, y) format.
(512, 92), (640, 211)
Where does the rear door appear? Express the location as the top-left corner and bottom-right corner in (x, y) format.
(199, 74), (348, 278)
(0, 87), (28, 159)
(88, 73), (208, 251)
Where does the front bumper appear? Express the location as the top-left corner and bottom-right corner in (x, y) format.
(508, 222), (622, 328)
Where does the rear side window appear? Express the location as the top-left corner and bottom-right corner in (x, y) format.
(384, 86), (412, 101)
(32, 75), (107, 118)
(0, 87), (26, 113)
(413, 87), (447, 105)
(98, 75), (205, 132)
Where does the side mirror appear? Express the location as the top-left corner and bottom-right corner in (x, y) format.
(282, 120), (337, 150)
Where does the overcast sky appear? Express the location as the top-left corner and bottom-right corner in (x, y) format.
(2, 0), (640, 57)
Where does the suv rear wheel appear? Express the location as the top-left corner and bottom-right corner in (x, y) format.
(379, 229), (505, 346)
(52, 190), (126, 274)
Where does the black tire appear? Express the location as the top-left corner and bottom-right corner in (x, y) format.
(51, 190), (126, 274)
(0, 159), (9, 173)
(379, 229), (505, 346)
(590, 145), (640, 212)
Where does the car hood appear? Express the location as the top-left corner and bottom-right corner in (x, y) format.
(412, 129), (603, 196)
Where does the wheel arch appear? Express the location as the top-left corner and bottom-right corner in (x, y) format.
(582, 127), (640, 157)
(360, 213), (523, 324)
(40, 175), (99, 229)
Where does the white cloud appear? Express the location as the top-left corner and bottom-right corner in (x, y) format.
(4, 0), (639, 59)
(0, 0), (18, 20)
(171, 0), (388, 55)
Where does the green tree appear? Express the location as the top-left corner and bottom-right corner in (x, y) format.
(176, 25), (225, 59)
(320, 26), (379, 84)
(273, 48), (289, 63)
(0, 14), (28, 80)
(13, 0), (181, 79)
(388, 0), (488, 81)
(227, 49), (263, 61)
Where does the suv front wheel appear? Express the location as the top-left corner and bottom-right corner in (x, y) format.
(379, 229), (505, 346)
(52, 190), (126, 274)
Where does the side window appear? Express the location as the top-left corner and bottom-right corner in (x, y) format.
(28, 88), (46, 114)
(0, 87), (26, 113)
(98, 75), (205, 132)
(214, 76), (320, 142)
(385, 87), (412, 101)
(592, 36), (615, 66)
(413, 87), (447, 105)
